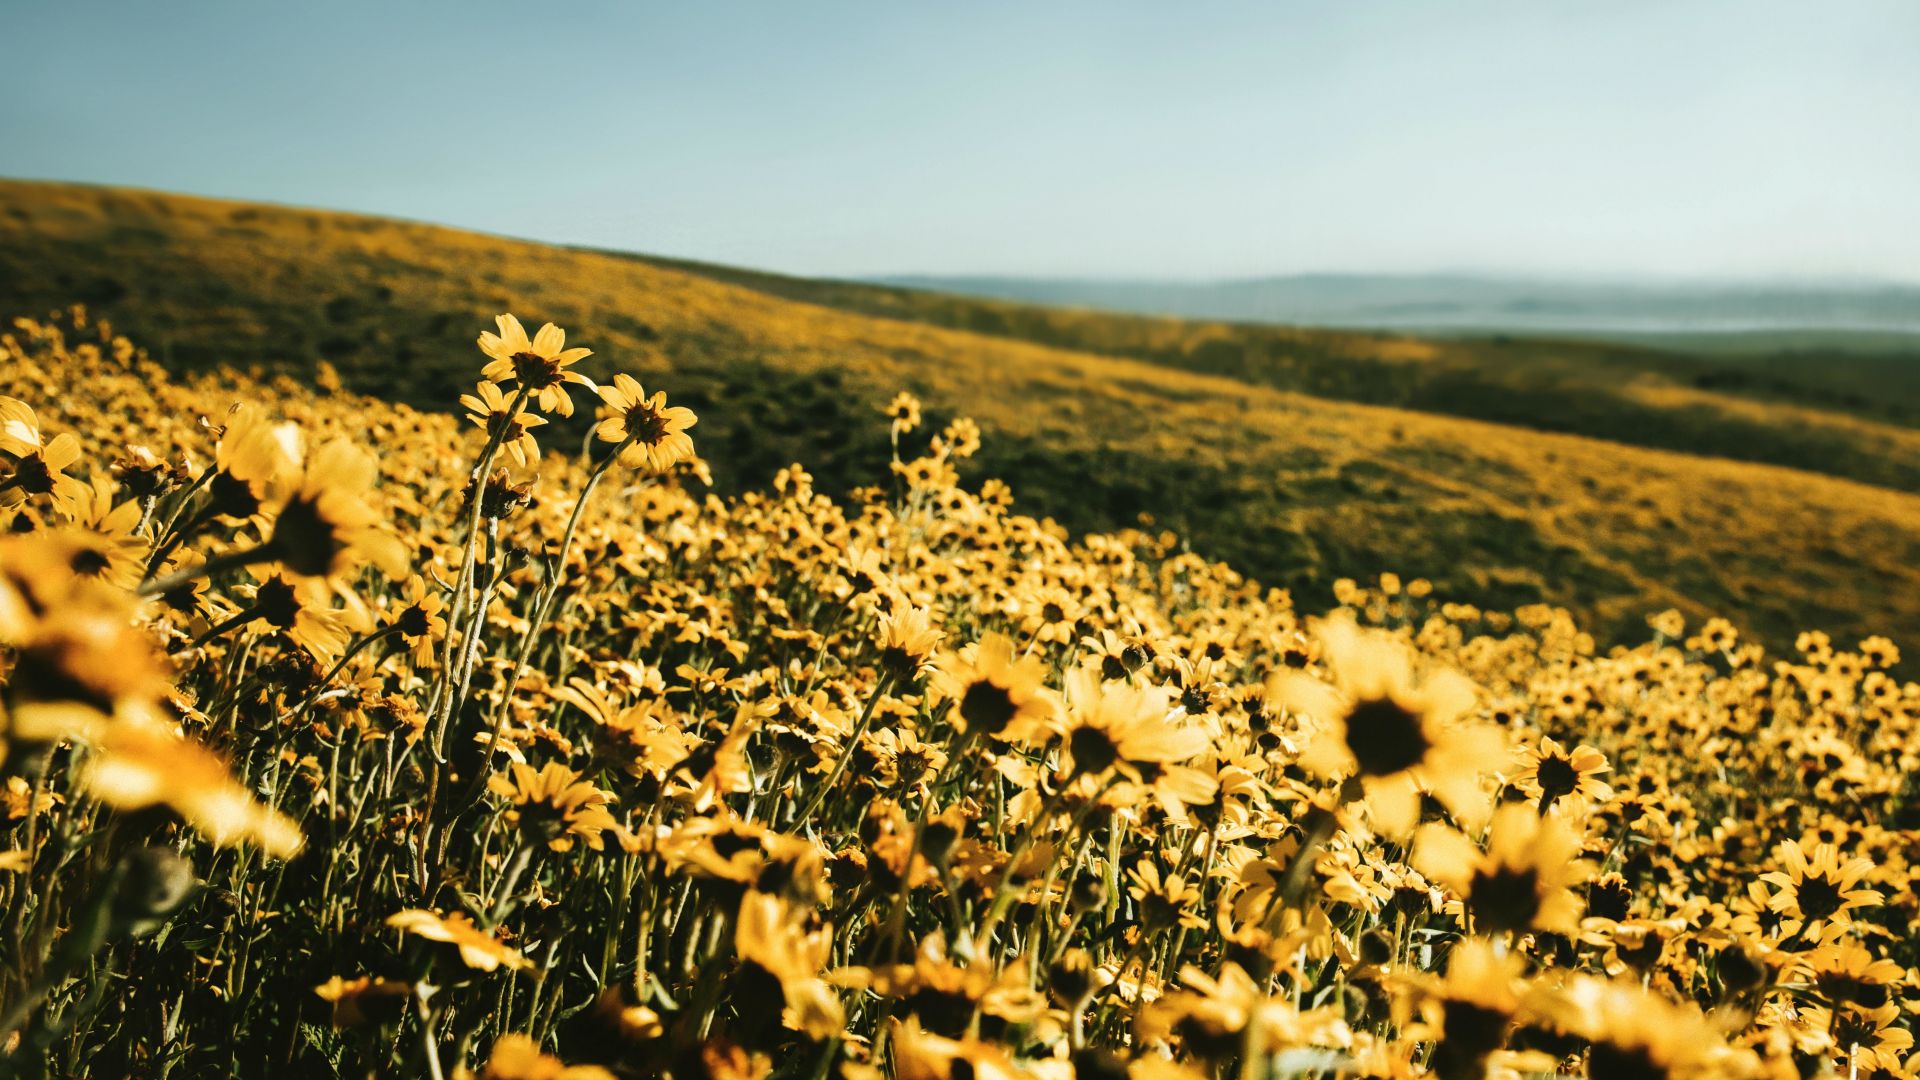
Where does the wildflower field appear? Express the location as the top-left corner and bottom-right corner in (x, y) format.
(0, 303), (1916, 1080)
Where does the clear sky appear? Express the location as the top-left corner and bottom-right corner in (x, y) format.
(5, 1), (1917, 281)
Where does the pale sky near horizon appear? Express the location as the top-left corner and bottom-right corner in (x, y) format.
(4, 1), (1917, 282)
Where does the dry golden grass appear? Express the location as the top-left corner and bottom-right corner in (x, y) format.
(3, 179), (1918, 650)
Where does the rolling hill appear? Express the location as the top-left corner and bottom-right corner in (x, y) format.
(869, 271), (1920, 337)
(621, 253), (1920, 486)
(3, 176), (1919, 650)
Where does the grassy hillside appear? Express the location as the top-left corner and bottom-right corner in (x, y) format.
(4, 177), (1920, 649)
(625, 253), (1920, 482)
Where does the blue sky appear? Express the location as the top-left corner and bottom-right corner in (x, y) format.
(5, 2), (1917, 281)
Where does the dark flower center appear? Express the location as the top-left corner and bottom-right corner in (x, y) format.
(1534, 753), (1580, 803)
(1588, 1042), (1667, 1080)
(624, 402), (670, 444)
(1468, 866), (1543, 934)
(901, 987), (976, 1039)
(12, 455), (54, 494)
(1795, 872), (1846, 921)
(879, 645), (922, 681)
(1069, 725), (1120, 775)
(959, 680), (1017, 734)
(486, 411), (528, 443)
(271, 495), (341, 577)
(1432, 1000), (1510, 1079)
(394, 604), (433, 638)
(1172, 1015), (1242, 1061)
(1344, 697), (1430, 776)
(68, 546), (113, 578)
(255, 577), (303, 628)
(1587, 877), (1632, 922)
(207, 470), (263, 519)
(511, 351), (562, 389)
(1815, 971), (1888, 1009)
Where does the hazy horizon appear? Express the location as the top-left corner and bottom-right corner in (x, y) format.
(6, 2), (1918, 283)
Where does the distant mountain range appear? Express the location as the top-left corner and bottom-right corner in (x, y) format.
(871, 273), (1920, 340)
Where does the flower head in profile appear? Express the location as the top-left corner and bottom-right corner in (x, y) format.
(1271, 614), (1503, 834)
(489, 761), (620, 852)
(0, 535), (172, 757)
(207, 403), (300, 521)
(83, 711), (305, 858)
(831, 931), (1042, 1041)
(312, 975), (410, 1029)
(386, 909), (531, 972)
(478, 314), (595, 416)
(594, 374), (698, 472)
(888, 1016), (1031, 1080)
(0, 396), (87, 509)
(1138, 962), (1349, 1063)
(461, 380), (546, 467)
(1525, 974), (1765, 1079)
(1403, 938), (1530, 1080)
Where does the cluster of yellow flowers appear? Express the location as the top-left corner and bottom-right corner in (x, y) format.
(0, 308), (1914, 1078)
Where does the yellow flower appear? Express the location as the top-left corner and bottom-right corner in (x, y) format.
(0, 396), (86, 509)
(312, 975), (409, 1028)
(883, 391), (922, 435)
(876, 604), (943, 680)
(475, 1034), (615, 1080)
(461, 380), (546, 467)
(1758, 838), (1881, 942)
(1414, 803), (1588, 935)
(1272, 614), (1503, 834)
(1401, 938), (1528, 1080)
(931, 632), (1059, 742)
(1138, 963), (1350, 1062)
(389, 575), (448, 666)
(1510, 737), (1612, 812)
(1059, 666), (1210, 780)
(1127, 860), (1209, 931)
(228, 570), (357, 664)
(207, 402), (299, 521)
(488, 761), (620, 852)
(478, 314), (595, 416)
(831, 932), (1042, 1039)
(268, 438), (406, 580)
(889, 1016), (1039, 1080)
(731, 892), (845, 1042)
(386, 909), (530, 972)
(593, 374), (697, 472)
(1525, 974), (1765, 1079)
(0, 535), (171, 756)
(82, 711), (304, 858)
(50, 476), (148, 589)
